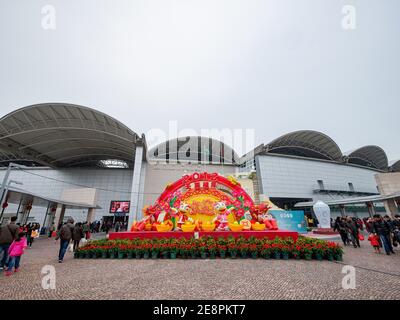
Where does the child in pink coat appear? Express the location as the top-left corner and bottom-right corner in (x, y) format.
(5, 232), (27, 276)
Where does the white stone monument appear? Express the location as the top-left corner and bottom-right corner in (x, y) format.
(313, 201), (331, 229)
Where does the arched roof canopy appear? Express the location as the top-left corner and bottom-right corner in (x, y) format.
(389, 160), (400, 172)
(345, 145), (388, 171)
(0, 103), (138, 168)
(148, 136), (239, 164)
(265, 130), (343, 161)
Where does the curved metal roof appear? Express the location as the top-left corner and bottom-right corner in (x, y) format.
(0, 103), (138, 168)
(389, 159), (400, 172)
(265, 130), (343, 161)
(148, 136), (239, 164)
(345, 145), (388, 171)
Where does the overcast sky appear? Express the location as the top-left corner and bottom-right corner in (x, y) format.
(0, 1), (399, 160)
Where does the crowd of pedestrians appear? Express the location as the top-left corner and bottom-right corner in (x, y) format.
(0, 216), (129, 274)
(334, 214), (400, 255)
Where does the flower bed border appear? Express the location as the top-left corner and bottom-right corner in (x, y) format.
(75, 236), (343, 261)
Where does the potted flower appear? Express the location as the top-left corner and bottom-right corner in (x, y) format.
(198, 241), (207, 259)
(142, 241), (150, 259)
(260, 243), (272, 259)
(292, 245), (301, 260)
(302, 245), (313, 260)
(160, 241), (170, 259)
(189, 241), (198, 259)
(83, 245), (93, 258)
(178, 239), (189, 258)
(127, 244), (135, 259)
(109, 246), (118, 259)
(227, 242), (238, 259)
(312, 244), (325, 261)
(134, 244), (142, 259)
(118, 245), (127, 259)
(99, 246), (108, 259)
(169, 241), (178, 259)
(74, 247), (83, 259)
(329, 242), (343, 261)
(281, 245), (291, 260)
(92, 246), (102, 259)
(249, 243), (258, 259)
(238, 243), (249, 259)
(271, 243), (281, 259)
(151, 242), (160, 259)
(207, 240), (217, 259)
(218, 244), (227, 258)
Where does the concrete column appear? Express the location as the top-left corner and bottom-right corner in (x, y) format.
(53, 204), (66, 227)
(366, 202), (375, 218)
(339, 205), (346, 217)
(384, 199), (398, 218)
(18, 204), (32, 225)
(128, 145), (145, 228)
(86, 208), (96, 224)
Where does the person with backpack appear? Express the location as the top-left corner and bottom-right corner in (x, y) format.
(0, 216), (19, 271)
(5, 231), (27, 276)
(55, 218), (74, 263)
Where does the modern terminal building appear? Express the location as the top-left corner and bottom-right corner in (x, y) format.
(0, 103), (399, 228)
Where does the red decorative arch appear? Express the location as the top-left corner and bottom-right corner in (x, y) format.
(157, 172), (254, 205)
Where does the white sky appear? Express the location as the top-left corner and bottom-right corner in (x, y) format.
(0, 0), (399, 160)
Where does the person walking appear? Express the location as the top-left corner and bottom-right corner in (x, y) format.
(29, 225), (39, 248)
(0, 216), (19, 271)
(105, 221), (112, 234)
(82, 222), (90, 240)
(345, 217), (360, 248)
(72, 222), (84, 251)
(367, 233), (381, 254)
(48, 223), (55, 238)
(333, 217), (349, 246)
(372, 214), (395, 255)
(115, 221), (121, 232)
(5, 231), (27, 276)
(55, 218), (74, 263)
(393, 215), (400, 245)
(25, 223), (32, 248)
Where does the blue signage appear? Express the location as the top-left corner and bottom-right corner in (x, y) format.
(269, 210), (308, 234)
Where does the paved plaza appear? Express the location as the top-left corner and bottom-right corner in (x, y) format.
(0, 236), (399, 300)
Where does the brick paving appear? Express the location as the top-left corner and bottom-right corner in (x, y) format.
(0, 236), (399, 300)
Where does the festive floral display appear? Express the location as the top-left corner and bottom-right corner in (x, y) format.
(75, 236), (343, 261)
(130, 172), (280, 233)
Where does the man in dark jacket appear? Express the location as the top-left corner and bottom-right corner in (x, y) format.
(372, 215), (394, 255)
(56, 218), (74, 263)
(72, 222), (84, 251)
(345, 217), (360, 248)
(333, 217), (349, 246)
(0, 216), (19, 270)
